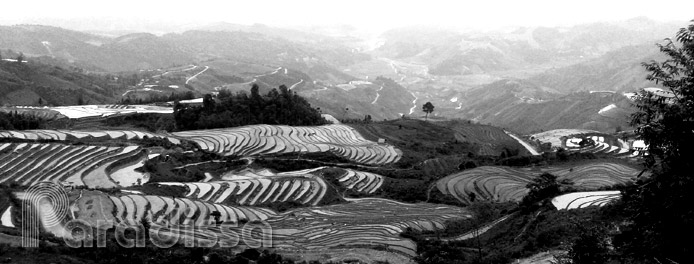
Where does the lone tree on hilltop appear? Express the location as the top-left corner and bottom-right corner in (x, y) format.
(614, 20), (694, 263)
(422, 102), (434, 121)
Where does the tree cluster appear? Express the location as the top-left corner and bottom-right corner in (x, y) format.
(0, 111), (44, 130)
(120, 91), (196, 105)
(173, 84), (328, 130)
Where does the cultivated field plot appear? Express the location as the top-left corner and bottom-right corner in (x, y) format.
(565, 135), (642, 158)
(1, 105), (173, 119)
(267, 198), (471, 257)
(335, 169), (384, 194)
(161, 167), (386, 206)
(158, 175), (331, 207)
(51, 189), (466, 260)
(551, 191), (621, 210)
(0, 129), (181, 144)
(171, 124), (402, 165)
(0, 143), (149, 188)
(103, 193), (276, 226)
(531, 129), (601, 149)
(228, 167), (385, 195)
(437, 162), (639, 204)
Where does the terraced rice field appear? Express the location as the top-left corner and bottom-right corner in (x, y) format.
(2, 105), (172, 119)
(234, 167), (385, 195)
(0, 143), (148, 188)
(0, 129), (181, 144)
(335, 169), (384, 194)
(63, 189), (467, 259)
(531, 129), (601, 149)
(103, 193), (276, 226)
(158, 175), (330, 207)
(565, 135), (641, 158)
(162, 167), (385, 206)
(437, 162), (639, 204)
(171, 124), (402, 165)
(551, 191), (621, 210)
(267, 198), (470, 257)
(532, 129), (642, 158)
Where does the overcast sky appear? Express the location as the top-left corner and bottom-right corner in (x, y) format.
(1, 0), (692, 33)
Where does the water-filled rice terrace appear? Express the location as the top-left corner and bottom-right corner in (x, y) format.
(0, 124), (402, 165)
(0, 142), (149, 188)
(436, 162), (641, 204)
(0, 114), (646, 262)
(171, 124), (402, 165)
(0, 121), (446, 262)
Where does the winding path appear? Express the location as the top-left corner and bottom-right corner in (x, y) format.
(443, 213), (514, 241)
(255, 67), (282, 78)
(504, 131), (541, 155)
(289, 79), (304, 90)
(185, 66), (209, 84)
(408, 92), (419, 115)
(371, 86), (384, 104)
(41, 41), (54, 57)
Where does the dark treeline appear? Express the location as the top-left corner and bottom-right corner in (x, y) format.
(120, 91), (196, 105)
(174, 84), (328, 130)
(0, 111), (43, 130)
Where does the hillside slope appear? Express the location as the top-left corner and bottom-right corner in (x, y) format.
(0, 60), (126, 106)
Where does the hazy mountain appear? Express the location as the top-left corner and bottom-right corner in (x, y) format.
(449, 79), (634, 134)
(375, 18), (681, 77)
(0, 18), (681, 131)
(529, 44), (664, 93)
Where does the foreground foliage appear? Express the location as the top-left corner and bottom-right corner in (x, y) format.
(613, 20), (694, 263)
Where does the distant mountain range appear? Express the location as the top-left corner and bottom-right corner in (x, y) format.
(0, 17), (684, 133)
(375, 17), (680, 77)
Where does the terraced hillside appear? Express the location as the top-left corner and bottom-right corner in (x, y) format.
(160, 166), (387, 208)
(565, 135), (643, 158)
(0, 129), (180, 144)
(0, 143), (148, 188)
(551, 191), (621, 210)
(1, 105), (172, 119)
(172, 124), (402, 165)
(2, 125), (400, 165)
(531, 129), (602, 148)
(533, 129), (642, 158)
(158, 172), (334, 207)
(105, 193), (276, 226)
(437, 162), (640, 204)
(269, 198), (470, 258)
(228, 167), (386, 195)
(334, 169), (384, 194)
(39, 188), (469, 261)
